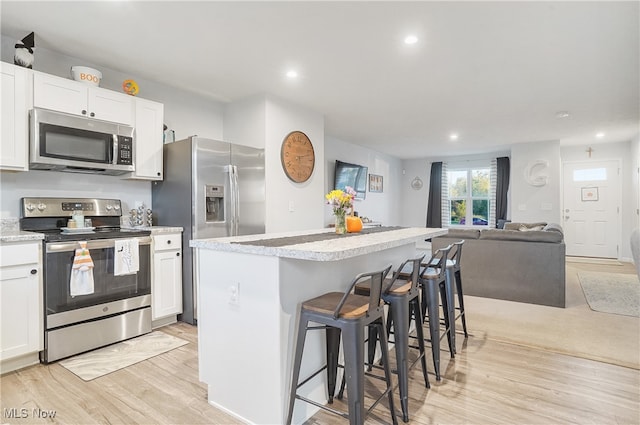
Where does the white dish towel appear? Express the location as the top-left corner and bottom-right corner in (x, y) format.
(70, 241), (95, 297)
(114, 239), (139, 276)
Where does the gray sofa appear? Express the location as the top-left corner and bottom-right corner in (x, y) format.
(432, 223), (566, 308)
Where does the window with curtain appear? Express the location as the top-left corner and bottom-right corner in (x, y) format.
(441, 160), (497, 227)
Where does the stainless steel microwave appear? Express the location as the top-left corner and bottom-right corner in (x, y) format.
(29, 108), (135, 175)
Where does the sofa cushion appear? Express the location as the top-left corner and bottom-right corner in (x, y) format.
(504, 222), (547, 231)
(480, 228), (563, 243)
(543, 223), (564, 234)
(444, 228), (481, 239)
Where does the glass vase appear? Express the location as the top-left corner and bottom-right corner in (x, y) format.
(334, 212), (347, 234)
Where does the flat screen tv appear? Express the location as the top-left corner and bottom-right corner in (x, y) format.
(334, 160), (368, 200)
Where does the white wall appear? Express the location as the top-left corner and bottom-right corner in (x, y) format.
(223, 94), (325, 233)
(561, 140), (635, 261)
(631, 135), (640, 232)
(223, 95), (266, 149)
(399, 158), (431, 227)
(324, 137), (402, 227)
(511, 141), (562, 224)
(265, 95), (325, 232)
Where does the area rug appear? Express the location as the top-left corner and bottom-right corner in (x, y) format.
(578, 271), (640, 317)
(59, 331), (189, 381)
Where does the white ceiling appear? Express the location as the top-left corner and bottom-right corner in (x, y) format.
(1, 1), (638, 159)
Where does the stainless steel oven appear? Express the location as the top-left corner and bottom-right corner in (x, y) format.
(20, 197), (152, 363)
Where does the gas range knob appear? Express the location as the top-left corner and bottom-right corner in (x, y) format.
(25, 203), (36, 212)
(37, 203), (46, 212)
(113, 204), (121, 211)
(106, 205), (113, 211)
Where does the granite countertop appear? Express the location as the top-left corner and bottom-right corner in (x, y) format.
(0, 230), (45, 243)
(129, 226), (184, 234)
(190, 227), (447, 261)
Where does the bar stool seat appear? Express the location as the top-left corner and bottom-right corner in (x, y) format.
(286, 265), (397, 425)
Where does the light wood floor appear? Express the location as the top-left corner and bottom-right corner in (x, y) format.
(1, 319), (638, 425)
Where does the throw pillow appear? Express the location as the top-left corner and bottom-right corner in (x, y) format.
(519, 225), (545, 232)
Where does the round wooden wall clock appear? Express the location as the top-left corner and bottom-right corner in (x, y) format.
(281, 131), (315, 183)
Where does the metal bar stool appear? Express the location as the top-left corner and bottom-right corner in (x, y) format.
(345, 254), (431, 422)
(286, 265), (397, 425)
(418, 244), (453, 381)
(449, 240), (468, 337)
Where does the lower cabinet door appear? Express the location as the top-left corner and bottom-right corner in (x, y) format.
(1, 263), (41, 359)
(152, 250), (183, 320)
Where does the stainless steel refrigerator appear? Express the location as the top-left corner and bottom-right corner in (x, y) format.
(152, 136), (265, 324)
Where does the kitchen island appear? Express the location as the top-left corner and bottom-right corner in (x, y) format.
(190, 226), (446, 425)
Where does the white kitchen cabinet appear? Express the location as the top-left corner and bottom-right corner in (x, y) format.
(33, 72), (134, 125)
(129, 98), (164, 181)
(0, 241), (43, 373)
(151, 232), (182, 325)
(1, 62), (32, 171)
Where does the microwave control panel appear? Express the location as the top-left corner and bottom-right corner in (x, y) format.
(117, 136), (133, 165)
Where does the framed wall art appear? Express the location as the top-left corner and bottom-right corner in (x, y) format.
(581, 187), (598, 201)
(369, 174), (383, 193)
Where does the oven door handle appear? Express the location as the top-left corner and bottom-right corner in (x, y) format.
(46, 236), (152, 253)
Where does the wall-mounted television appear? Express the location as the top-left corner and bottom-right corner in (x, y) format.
(334, 160), (368, 200)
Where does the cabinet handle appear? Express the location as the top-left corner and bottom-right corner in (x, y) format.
(90, 112), (95, 117)
(176, 252), (180, 257)
(167, 240), (171, 244)
(157, 172), (161, 176)
(30, 269), (37, 275)
(81, 109), (87, 115)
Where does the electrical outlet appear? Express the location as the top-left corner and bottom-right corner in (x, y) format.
(229, 283), (240, 306)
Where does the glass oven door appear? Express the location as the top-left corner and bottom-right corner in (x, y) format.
(44, 237), (151, 323)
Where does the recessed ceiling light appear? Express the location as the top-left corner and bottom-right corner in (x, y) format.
(286, 70), (298, 79)
(595, 132), (605, 139)
(449, 133), (459, 141)
(404, 35), (418, 45)
(555, 111), (570, 118)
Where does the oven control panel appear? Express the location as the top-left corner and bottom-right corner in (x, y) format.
(21, 198), (122, 218)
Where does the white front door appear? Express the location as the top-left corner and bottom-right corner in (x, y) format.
(562, 160), (620, 258)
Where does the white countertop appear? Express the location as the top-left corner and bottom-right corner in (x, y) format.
(190, 227), (447, 261)
(127, 226), (184, 234)
(0, 230), (45, 243)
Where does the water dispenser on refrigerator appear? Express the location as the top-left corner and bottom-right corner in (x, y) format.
(205, 185), (224, 222)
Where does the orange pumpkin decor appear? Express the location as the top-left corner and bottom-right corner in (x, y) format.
(346, 215), (363, 233)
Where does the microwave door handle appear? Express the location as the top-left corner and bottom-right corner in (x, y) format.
(112, 135), (118, 164)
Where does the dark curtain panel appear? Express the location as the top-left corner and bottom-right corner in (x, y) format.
(426, 162), (442, 227)
(496, 157), (510, 223)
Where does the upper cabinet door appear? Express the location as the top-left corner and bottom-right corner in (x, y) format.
(129, 98), (164, 180)
(33, 72), (134, 125)
(88, 87), (134, 125)
(33, 72), (87, 116)
(1, 62), (32, 171)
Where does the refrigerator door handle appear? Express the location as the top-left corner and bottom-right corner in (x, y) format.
(232, 165), (239, 236)
(225, 164), (234, 236)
